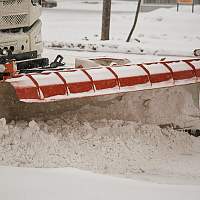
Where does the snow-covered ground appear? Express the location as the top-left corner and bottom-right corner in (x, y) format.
(43, 1), (200, 58)
(1, 167), (200, 200)
(1, 0), (200, 199)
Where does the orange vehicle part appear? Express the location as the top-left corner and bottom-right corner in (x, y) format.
(4, 58), (200, 103)
(3, 61), (17, 80)
(0, 57), (200, 121)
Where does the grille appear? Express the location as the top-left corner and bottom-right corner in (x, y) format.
(0, 14), (28, 26)
(2, 0), (23, 7)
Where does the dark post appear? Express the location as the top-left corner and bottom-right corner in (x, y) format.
(126, 0), (142, 42)
(101, 0), (112, 40)
(192, 0), (195, 13)
(177, 3), (179, 12)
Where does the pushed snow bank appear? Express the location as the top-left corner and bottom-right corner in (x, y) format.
(0, 76), (199, 184)
(0, 113), (200, 184)
(0, 167), (200, 200)
(45, 40), (147, 56)
(45, 39), (195, 57)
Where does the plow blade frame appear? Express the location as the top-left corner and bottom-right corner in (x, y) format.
(1, 58), (200, 121)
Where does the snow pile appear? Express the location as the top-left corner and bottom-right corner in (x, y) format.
(45, 40), (146, 56)
(134, 7), (200, 56)
(72, 86), (200, 126)
(0, 115), (200, 184)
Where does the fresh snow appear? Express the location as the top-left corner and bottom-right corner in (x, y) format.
(42, 3), (200, 57)
(0, 167), (200, 200)
(1, 0), (200, 199)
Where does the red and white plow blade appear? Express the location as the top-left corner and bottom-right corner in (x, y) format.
(6, 58), (200, 103)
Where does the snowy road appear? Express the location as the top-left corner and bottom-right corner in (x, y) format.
(0, 1), (200, 198)
(0, 167), (200, 200)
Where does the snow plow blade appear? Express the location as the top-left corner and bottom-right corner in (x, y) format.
(0, 58), (200, 121)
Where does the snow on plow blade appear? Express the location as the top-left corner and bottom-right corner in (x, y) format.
(6, 58), (200, 102)
(1, 58), (200, 120)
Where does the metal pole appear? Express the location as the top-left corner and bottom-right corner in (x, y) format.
(192, 0), (195, 13)
(126, 0), (142, 42)
(101, 0), (112, 41)
(177, 3), (179, 12)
